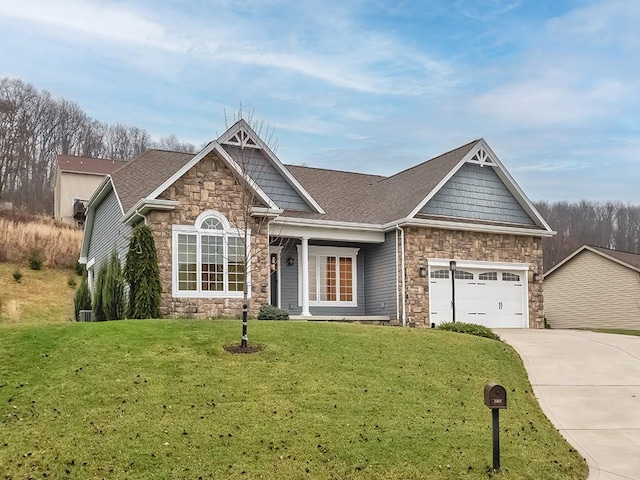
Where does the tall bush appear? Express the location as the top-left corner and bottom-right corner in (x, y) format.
(74, 275), (92, 321)
(103, 251), (126, 320)
(93, 264), (107, 322)
(124, 225), (162, 319)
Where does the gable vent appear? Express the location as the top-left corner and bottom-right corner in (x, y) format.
(225, 129), (259, 149)
(468, 147), (494, 166)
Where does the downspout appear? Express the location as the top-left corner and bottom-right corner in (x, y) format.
(131, 210), (147, 225)
(396, 225), (406, 327)
(395, 228), (399, 322)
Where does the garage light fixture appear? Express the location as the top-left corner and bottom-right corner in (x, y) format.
(419, 266), (427, 277)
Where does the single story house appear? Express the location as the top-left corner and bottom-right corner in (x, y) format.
(544, 245), (640, 329)
(80, 119), (554, 328)
(54, 154), (122, 226)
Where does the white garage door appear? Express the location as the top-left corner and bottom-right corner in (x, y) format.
(428, 263), (528, 328)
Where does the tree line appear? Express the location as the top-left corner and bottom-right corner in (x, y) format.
(534, 201), (640, 271)
(0, 77), (197, 213)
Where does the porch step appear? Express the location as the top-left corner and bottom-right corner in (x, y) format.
(289, 315), (391, 325)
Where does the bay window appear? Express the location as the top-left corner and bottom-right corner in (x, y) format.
(172, 211), (249, 298)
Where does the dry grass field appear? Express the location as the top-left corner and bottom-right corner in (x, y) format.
(0, 210), (82, 268)
(0, 263), (77, 323)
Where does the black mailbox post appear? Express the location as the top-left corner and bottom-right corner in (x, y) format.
(484, 383), (507, 472)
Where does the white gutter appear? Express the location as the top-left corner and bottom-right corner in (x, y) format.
(121, 199), (179, 225)
(395, 228), (399, 322)
(271, 215), (554, 237)
(396, 225), (406, 327)
(387, 217), (556, 238)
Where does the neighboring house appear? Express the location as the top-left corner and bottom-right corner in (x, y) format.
(80, 119), (554, 327)
(544, 245), (640, 329)
(54, 155), (122, 226)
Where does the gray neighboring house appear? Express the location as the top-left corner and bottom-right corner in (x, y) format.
(80, 119), (554, 327)
(545, 245), (640, 329)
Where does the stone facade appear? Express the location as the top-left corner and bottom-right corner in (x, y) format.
(401, 227), (544, 328)
(147, 150), (270, 318)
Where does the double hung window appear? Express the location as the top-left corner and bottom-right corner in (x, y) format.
(172, 211), (248, 298)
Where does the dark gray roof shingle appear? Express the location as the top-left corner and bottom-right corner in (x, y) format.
(111, 149), (194, 212)
(590, 245), (640, 269)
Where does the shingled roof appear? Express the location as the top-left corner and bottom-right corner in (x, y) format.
(105, 135), (540, 231)
(284, 140), (478, 224)
(590, 246), (640, 269)
(56, 155), (123, 175)
(111, 149), (194, 212)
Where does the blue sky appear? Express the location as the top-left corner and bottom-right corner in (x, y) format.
(1, 0), (638, 203)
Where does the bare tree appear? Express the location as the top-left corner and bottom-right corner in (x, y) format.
(0, 76), (198, 213)
(535, 200), (640, 270)
(153, 134), (196, 154)
(223, 109), (285, 349)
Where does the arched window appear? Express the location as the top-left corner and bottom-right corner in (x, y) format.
(172, 211), (249, 298)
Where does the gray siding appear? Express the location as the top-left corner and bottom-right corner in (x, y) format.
(86, 189), (131, 282)
(545, 250), (640, 329)
(362, 231), (397, 318)
(420, 163), (535, 225)
(223, 146), (312, 212)
(280, 241), (366, 316)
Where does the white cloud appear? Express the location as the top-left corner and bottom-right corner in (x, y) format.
(0, 0), (184, 51)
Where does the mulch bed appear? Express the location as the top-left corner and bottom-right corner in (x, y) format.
(223, 343), (265, 354)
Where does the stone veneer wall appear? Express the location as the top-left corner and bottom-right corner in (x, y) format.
(402, 227), (544, 328)
(147, 150), (269, 318)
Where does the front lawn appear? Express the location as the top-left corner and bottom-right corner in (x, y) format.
(0, 320), (587, 479)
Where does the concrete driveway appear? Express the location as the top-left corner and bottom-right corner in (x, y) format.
(496, 329), (640, 480)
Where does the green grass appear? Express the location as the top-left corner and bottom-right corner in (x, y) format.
(0, 320), (587, 479)
(0, 263), (76, 324)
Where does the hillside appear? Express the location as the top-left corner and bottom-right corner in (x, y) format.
(0, 263), (77, 323)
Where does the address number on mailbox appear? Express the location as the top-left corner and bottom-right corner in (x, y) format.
(484, 383), (507, 409)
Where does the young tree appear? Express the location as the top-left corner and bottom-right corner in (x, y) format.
(223, 108), (285, 349)
(124, 224), (162, 319)
(93, 263), (107, 321)
(74, 275), (92, 321)
(103, 250), (126, 320)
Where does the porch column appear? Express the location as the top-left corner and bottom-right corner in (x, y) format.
(300, 236), (311, 316)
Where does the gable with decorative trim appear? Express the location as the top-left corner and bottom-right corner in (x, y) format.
(419, 162), (535, 225)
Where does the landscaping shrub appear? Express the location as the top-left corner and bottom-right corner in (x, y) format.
(437, 321), (501, 341)
(74, 275), (92, 321)
(124, 225), (162, 319)
(102, 251), (126, 321)
(93, 264), (107, 322)
(257, 304), (289, 320)
(28, 249), (43, 270)
(12, 269), (22, 283)
(67, 275), (77, 288)
(75, 261), (85, 276)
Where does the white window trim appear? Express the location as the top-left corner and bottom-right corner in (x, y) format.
(297, 245), (359, 307)
(86, 257), (95, 293)
(171, 211), (251, 299)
